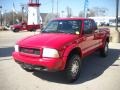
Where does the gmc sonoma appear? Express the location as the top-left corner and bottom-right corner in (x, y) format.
(12, 18), (110, 82)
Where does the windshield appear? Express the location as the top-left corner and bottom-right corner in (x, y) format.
(42, 20), (82, 34)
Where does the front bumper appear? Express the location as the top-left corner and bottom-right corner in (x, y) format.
(12, 52), (63, 71)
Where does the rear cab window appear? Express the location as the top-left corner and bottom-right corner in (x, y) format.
(83, 19), (93, 34)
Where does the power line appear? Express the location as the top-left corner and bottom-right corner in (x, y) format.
(52, 0), (54, 14)
(84, 0), (89, 18)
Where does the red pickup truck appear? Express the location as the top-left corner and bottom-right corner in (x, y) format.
(11, 22), (40, 32)
(12, 18), (110, 82)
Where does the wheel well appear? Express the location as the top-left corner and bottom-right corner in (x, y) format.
(14, 28), (20, 31)
(64, 47), (82, 69)
(68, 48), (82, 60)
(106, 37), (109, 43)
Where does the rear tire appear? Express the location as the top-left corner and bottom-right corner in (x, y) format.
(65, 54), (81, 83)
(100, 42), (109, 57)
(29, 29), (35, 32)
(13, 28), (20, 32)
(21, 64), (34, 72)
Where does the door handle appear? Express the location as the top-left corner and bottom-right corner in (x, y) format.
(82, 37), (86, 40)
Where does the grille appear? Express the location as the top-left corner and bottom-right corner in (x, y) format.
(20, 47), (40, 55)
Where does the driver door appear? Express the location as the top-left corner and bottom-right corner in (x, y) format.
(80, 19), (95, 55)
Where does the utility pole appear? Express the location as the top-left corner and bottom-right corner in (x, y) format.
(116, 0), (119, 31)
(116, 0), (120, 42)
(57, 0), (58, 16)
(0, 6), (2, 26)
(12, 3), (15, 25)
(12, 10), (14, 25)
(52, 0), (54, 14)
(84, 0), (88, 18)
(21, 4), (24, 22)
(5, 10), (7, 25)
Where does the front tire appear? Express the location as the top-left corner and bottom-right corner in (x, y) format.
(65, 54), (81, 83)
(21, 64), (34, 72)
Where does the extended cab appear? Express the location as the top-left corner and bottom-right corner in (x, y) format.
(12, 18), (110, 82)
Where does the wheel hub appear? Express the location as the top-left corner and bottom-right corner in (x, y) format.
(105, 43), (108, 53)
(71, 60), (79, 77)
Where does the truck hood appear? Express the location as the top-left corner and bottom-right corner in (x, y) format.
(18, 33), (78, 49)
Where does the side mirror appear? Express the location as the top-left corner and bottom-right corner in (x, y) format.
(83, 29), (92, 34)
(94, 27), (98, 30)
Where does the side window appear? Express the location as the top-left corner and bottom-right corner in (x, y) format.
(83, 20), (92, 34)
(91, 20), (97, 30)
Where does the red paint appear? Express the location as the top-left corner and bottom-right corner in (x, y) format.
(11, 22), (41, 32)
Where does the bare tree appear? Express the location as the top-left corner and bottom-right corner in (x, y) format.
(79, 7), (108, 17)
(79, 11), (84, 17)
(66, 6), (72, 17)
(44, 13), (56, 25)
(91, 7), (108, 16)
(2, 11), (27, 25)
(87, 9), (96, 17)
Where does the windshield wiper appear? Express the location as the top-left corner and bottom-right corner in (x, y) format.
(42, 30), (75, 34)
(42, 30), (58, 33)
(58, 30), (74, 34)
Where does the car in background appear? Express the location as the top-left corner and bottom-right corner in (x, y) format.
(11, 22), (40, 32)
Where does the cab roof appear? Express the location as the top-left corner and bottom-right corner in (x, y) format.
(53, 17), (93, 21)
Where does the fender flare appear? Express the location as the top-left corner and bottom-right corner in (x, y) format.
(61, 44), (82, 70)
(102, 35), (109, 47)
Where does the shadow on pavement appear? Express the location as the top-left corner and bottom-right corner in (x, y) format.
(74, 48), (120, 84)
(0, 47), (14, 57)
(33, 48), (120, 84)
(33, 71), (67, 83)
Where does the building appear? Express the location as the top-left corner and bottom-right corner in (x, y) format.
(89, 16), (120, 26)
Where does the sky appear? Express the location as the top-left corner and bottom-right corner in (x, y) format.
(0, 0), (120, 17)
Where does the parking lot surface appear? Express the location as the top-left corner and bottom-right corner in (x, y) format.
(0, 31), (120, 90)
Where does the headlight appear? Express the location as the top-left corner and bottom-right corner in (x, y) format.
(42, 48), (59, 58)
(14, 45), (19, 52)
